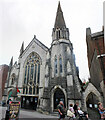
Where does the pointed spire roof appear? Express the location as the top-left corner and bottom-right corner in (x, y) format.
(54, 1), (66, 29)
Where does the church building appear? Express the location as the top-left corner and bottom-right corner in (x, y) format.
(3, 2), (82, 112)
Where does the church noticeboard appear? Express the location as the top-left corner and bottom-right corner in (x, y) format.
(9, 101), (20, 119)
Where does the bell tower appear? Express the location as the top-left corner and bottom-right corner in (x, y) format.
(42, 2), (81, 113)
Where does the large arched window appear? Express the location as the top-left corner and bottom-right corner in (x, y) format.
(54, 56), (57, 74)
(23, 52), (41, 95)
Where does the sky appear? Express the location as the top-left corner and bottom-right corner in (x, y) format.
(0, 0), (104, 81)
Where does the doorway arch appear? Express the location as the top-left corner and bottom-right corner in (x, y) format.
(86, 92), (99, 109)
(82, 83), (103, 119)
(51, 85), (67, 112)
(82, 83), (103, 111)
(86, 92), (101, 119)
(54, 88), (65, 109)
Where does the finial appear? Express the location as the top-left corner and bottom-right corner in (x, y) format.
(20, 42), (24, 56)
(58, 1), (62, 12)
(10, 56), (13, 67)
(34, 35), (36, 39)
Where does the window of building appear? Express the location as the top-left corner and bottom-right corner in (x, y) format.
(54, 56), (57, 74)
(23, 52), (41, 95)
(56, 31), (59, 40)
(11, 78), (14, 85)
(11, 74), (16, 85)
(59, 56), (62, 73)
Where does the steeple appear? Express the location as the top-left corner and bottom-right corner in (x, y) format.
(52, 2), (69, 41)
(54, 1), (66, 29)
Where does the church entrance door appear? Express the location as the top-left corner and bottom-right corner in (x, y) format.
(54, 88), (65, 110)
(86, 92), (100, 119)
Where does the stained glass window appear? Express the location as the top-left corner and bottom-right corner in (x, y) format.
(23, 52), (41, 95)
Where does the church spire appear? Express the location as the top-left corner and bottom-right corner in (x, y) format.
(52, 2), (69, 41)
(54, 1), (66, 29)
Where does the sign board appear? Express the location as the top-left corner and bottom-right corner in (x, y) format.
(9, 101), (20, 119)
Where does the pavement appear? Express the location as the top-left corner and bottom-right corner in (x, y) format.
(0, 106), (76, 120)
(0, 106), (100, 120)
(0, 106), (59, 120)
(19, 108), (59, 119)
(0, 106), (7, 120)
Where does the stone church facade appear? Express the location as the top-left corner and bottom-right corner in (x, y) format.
(3, 2), (82, 112)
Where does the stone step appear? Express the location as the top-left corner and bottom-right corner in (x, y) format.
(51, 112), (58, 116)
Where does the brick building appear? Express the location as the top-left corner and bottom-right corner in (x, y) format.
(0, 65), (9, 101)
(86, 27), (105, 104)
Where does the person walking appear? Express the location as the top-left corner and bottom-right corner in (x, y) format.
(73, 102), (79, 117)
(57, 101), (65, 120)
(67, 104), (75, 119)
(98, 102), (105, 119)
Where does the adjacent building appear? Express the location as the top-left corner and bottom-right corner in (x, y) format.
(0, 64), (9, 101)
(86, 27), (105, 104)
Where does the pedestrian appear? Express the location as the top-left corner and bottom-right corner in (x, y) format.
(98, 102), (105, 119)
(57, 101), (65, 120)
(5, 99), (11, 120)
(73, 101), (79, 116)
(69, 104), (75, 114)
(67, 104), (75, 118)
(78, 107), (88, 120)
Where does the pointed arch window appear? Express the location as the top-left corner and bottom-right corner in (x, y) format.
(58, 30), (60, 39)
(56, 29), (60, 39)
(59, 56), (62, 73)
(11, 73), (16, 85)
(54, 56), (57, 74)
(23, 52), (41, 95)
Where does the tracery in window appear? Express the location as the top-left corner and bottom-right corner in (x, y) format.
(23, 52), (41, 95)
